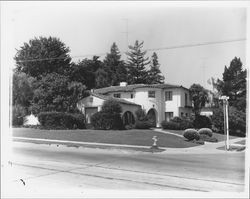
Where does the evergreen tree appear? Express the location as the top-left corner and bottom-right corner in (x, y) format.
(103, 43), (127, 86)
(126, 40), (150, 84)
(146, 52), (165, 84)
(95, 68), (110, 88)
(216, 57), (246, 112)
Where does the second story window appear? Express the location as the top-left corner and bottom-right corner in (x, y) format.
(165, 91), (172, 101)
(113, 93), (121, 98)
(148, 91), (155, 98)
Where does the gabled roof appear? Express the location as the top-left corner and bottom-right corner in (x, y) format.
(94, 83), (189, 94)
(90, 93), (141, 106)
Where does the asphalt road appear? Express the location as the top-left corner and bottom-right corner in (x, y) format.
(3, 141), (246, 197)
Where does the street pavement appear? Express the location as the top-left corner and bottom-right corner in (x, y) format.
(2, 139), (247, 198)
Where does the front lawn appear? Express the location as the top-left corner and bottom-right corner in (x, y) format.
(162, 129), (238, 142)
(12, 128), (199, 148)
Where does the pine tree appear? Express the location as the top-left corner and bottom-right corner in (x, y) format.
(103, 43), (127, 86)
(216, 57), (246, 112)
(147, 52), (165, 84)
(126, 40), (150, 84)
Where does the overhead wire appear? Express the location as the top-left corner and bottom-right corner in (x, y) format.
(15, 38), (246, 63)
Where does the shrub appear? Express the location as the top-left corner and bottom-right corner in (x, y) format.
(102, 99), (122, 114)
(183, 129), (200, 141)
(12, 105), (27, 126)
(135, 108), (147, 121)
(91, 112), (123, 130)
(135, 120), (152, 129)
(38, 112), (86, 129)
(161, 121), (180, 130)
(125, 124), (134, 130)
(193, 115), (212, 129)
(211, 107), (246, 137)
(161, 117), (193, 130)
(198, 128), (213, 137)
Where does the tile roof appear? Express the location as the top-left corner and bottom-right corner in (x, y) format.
(94, 83), (189, 94)
(91, 93), (141, 106)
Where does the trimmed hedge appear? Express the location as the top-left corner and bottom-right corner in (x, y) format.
(91, 112), (123, 130)
(183, 129), (200, 141)
(198, 128), (213, 137)
(161, 117), (193, 130)
(134, 120), (152, 129)
(38, 112), (86, 129)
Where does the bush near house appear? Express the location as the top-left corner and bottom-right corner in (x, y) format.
(91, 112), (123, 130)
(183, 129), (200, 141)
(38, 112), (86, 129)
(134, 108), (152, 129)
(193, 115), (212, 129)
(91, 99), (124, 130)
(161, 117), (193, 130)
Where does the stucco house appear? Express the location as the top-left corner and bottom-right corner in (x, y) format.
(77, 82), (192, 127)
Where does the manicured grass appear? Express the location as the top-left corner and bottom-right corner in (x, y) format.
(162, 129), (238, 142)
(12, 128), (199, 148)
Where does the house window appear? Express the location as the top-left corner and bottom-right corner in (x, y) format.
(185, 93), (188, 106)
(165, 112), (173, 121)
(165, 91), (172, 101)
(113, 93), (121, 98)
(131, 94), (134, 98)
(148, 91), (155, 98)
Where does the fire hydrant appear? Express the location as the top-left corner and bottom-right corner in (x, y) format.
(151, 136), (159, 149)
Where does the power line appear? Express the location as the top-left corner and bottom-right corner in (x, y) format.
(15, 38), (246, 63)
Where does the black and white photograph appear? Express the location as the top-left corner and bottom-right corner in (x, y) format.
(1, 1), (249, 198)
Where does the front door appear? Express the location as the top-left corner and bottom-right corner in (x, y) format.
(85, 107), (98, 124)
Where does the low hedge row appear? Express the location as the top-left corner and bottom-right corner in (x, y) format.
(38, 112), (86, 129)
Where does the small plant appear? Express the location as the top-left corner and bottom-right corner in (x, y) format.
(183, 129), (200, 141)
(198, 128), (213, 137)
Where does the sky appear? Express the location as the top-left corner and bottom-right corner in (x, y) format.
(2, 1), (247, 90)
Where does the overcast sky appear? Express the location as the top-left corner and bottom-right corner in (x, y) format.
(2, 1), (247, 89)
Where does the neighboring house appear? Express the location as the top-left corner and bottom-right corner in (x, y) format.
(77, 82), (192, 127)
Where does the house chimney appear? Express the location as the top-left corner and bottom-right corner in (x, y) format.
(120, 82), (127, 87)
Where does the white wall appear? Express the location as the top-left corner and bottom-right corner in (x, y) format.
(164, 88), (180, 117)
(77, 96), (104, 114)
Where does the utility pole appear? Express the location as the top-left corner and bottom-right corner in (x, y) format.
(219, 95), (230, 151)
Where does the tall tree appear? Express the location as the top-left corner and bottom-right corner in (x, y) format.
(103, 43), (127, 86)
(146, 52), (165, 84)
(189, 84), (209, 115)
(95, 68), (110, 88)
(31, 73), (86, 113)
(69, 56), (103, 90)
(126, 40), (150, 84)
(12, 72), (35, 108)
(14, 36), (71, 79)
(215, 57), (246, 112)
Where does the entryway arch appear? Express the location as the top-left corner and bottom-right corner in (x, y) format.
(147, 108), (157, 127)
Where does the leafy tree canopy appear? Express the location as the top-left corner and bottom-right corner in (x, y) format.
(189, 84), (208, 115)
(14, 36), (71, 79)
